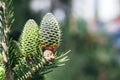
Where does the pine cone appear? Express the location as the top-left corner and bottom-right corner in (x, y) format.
(20, 19), (39, 57)
(39, 13), (61, 52)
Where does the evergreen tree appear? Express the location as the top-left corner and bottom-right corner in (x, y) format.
(0, 0), (70, 80)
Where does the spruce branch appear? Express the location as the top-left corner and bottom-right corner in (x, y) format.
(0, 0), (14, 63)
(13, 49), (70, 80)
(13, 13), (70, 80)
(0, 0), (70, 80)
(0, 0), (15, 80)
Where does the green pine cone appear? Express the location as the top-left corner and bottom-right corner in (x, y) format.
(39, 13), (61, 51)
(20, 19), (39, 57)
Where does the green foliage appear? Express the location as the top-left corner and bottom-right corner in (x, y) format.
(0, 67), (5, 80)
(6, 0), (15, 29)
(8, 39), (21, 68)
(13, 50), (70, 80)
(0, 53), (2, 62)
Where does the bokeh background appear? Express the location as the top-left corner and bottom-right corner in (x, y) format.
(11, 0), (120, 80)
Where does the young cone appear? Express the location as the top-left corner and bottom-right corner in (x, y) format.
(39, 13), (61, 52)
(20, 19), (40, 57)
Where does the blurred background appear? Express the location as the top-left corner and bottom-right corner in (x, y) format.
(11, 0), (120, 80)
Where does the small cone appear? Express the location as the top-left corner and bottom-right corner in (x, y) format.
(20, 19), (39, 56)
(39, 13), (61, 52)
